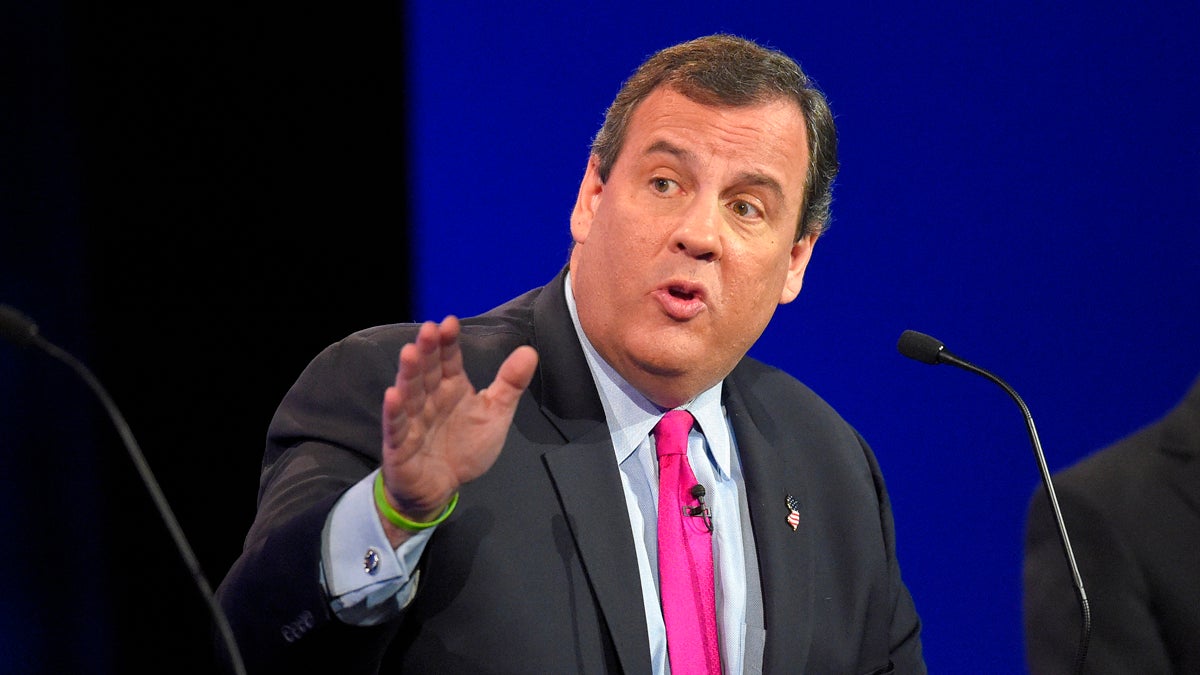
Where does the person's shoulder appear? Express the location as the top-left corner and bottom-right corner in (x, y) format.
(1060, 373), (1200, 484)
(1057, 419), (1162, 483)
(324, 284), (545, 354)
(459, 285), (540, 340)
(732, 355), (825, 397)
(1044, 418), (1169, 517)
(329, 322), (422, 358)
(729, 356), (846, 425)
(729, 357), (880, 477)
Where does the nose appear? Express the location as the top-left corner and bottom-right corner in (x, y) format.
(669, 200), (723, 262)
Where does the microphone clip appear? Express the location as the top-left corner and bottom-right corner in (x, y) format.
(684, 484), (714, 532)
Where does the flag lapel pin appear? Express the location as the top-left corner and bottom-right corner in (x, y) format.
(785, 495), (801, 531)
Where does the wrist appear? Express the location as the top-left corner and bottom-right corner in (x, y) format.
(373, 471), (458, 532)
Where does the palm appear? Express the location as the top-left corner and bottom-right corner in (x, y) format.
(380, 316), (538, 517)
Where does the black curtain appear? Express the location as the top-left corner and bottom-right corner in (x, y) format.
(2, 2), (413, 672)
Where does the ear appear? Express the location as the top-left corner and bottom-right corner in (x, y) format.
(570, 155), (604, 245)
(779, 231), (819, 304)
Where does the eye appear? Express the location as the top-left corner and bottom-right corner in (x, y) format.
(729, 199), (762, 219)
(652, 177), (678, 194)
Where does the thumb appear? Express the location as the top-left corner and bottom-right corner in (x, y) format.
(484, 345), (539, 409)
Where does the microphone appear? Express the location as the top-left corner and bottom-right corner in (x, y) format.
(0, 304), (40, 347)
(687, 484), (713, 532)
(897, 329), (1091, 675)
(0, 304), (247, 675)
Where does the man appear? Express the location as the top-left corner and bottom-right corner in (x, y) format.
(217, 34), (925, 674)
(1023, 372), (1200, 674)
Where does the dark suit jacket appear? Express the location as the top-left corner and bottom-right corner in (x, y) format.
(1024, 373), (1200, 674)
(216, 268), (925, 674)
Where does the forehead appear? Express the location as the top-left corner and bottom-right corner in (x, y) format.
(621, 87), (810, 188)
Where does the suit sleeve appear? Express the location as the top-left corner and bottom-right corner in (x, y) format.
(215, 331), (409, 674)
(864, 433), (926, 674)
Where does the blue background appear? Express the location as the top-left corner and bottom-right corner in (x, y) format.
(408, 3), (1199, 673)
(2, 1), (1198, 673)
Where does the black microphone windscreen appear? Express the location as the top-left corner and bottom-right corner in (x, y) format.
(689, 484), (706, 499)
(0, 304), (40, 347)
(897, 330), (945, 365)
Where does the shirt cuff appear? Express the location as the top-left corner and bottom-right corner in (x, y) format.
(320, 469), (434, 625)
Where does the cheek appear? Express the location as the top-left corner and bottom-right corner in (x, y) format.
(731, 246), (791, 293)
(595, 203), (658, 254)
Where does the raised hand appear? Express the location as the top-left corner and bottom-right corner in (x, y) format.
(377, 316), (538, 543)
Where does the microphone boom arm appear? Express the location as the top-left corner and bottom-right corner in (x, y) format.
(898, 330), (1091, 675)
(1, 304), (246, 675)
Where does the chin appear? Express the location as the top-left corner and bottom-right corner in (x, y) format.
(626, 335), (700, 374)
(629, 349), (724, 399)
(628, 352), (689, 379)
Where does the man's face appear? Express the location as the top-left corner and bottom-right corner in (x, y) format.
(569, 86), (817, 408)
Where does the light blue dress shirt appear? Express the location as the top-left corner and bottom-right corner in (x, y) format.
(319, 273), (754, 673)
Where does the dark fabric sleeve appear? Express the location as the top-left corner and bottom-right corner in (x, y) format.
(215, 328), (412, 674)
(864, 432), (927, 675)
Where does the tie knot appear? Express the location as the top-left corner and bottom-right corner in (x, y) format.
(654, 409), (694, 458)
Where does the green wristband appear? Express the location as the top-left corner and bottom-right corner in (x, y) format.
(373, 471), (459, 531)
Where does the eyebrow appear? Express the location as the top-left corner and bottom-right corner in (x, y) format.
(646, 139), (693, 162)
(645, 140), (787, 205)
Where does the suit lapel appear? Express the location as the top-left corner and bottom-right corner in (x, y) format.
(543, 425), (653, 675)
(725, 372), (814, 671)
(527, 269), (823, 673)
(527, 269), (654, 675)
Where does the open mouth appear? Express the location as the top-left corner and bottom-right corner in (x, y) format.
(655, 283), (706, 320)
(668, 286), (696, 300)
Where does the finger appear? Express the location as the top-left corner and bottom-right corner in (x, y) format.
(415, 320), (445, 395)
(437, 316), (464, 380)
(436, 315), (461, 344)
(483, 345), (539, 410)
(381, 385), (409, 452)
(395, 339), (430, 419)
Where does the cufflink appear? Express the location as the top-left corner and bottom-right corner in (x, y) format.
(363, 547), (381, 574)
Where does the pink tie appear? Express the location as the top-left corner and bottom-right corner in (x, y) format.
(655, 409), (721, 675)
